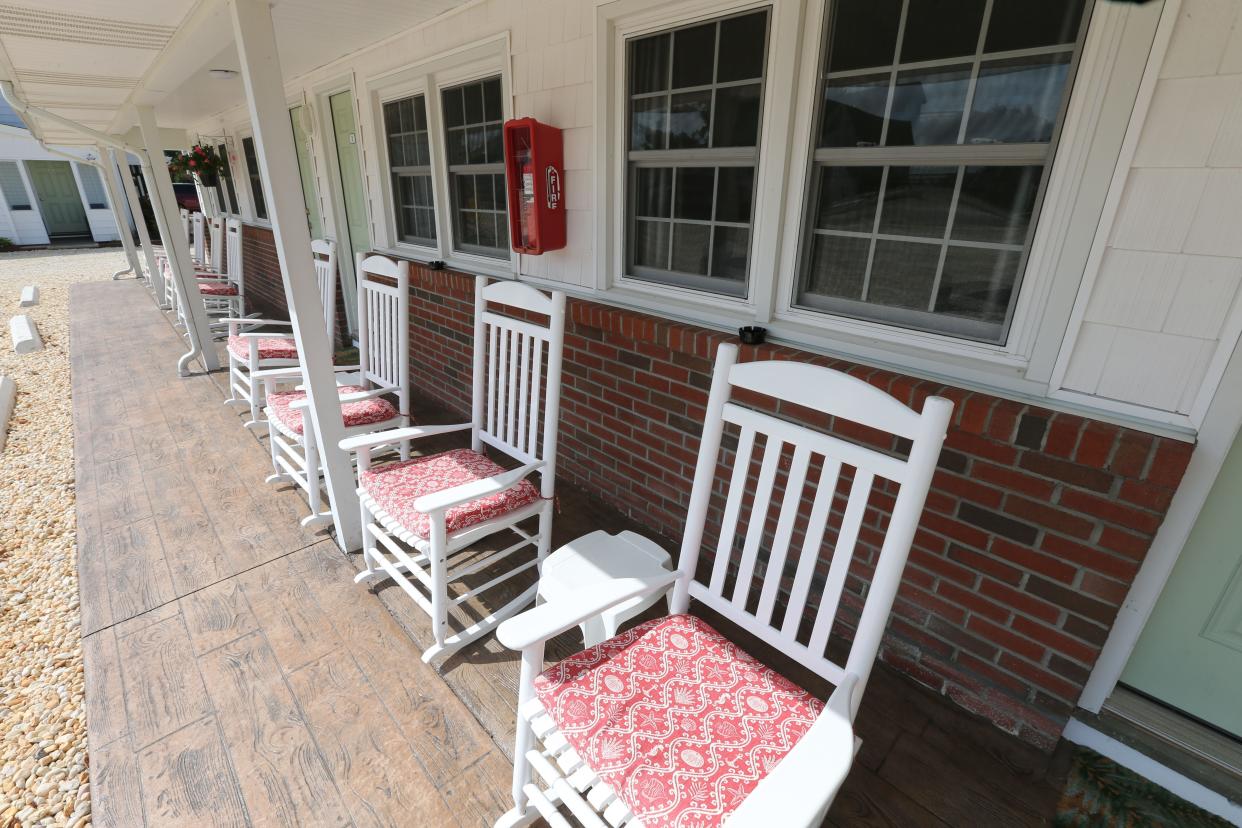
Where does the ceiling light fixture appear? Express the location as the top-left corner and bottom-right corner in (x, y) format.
(207, 68), (239, 80)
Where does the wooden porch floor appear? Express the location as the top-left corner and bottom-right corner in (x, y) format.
(74, 280), (1075, 827)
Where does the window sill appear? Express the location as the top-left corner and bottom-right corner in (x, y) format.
(516, 272), (1197, 439)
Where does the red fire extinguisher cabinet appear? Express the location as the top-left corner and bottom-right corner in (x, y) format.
(503, 117), (566, 254)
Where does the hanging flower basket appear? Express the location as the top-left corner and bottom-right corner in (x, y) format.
(167, 144), (225, 187)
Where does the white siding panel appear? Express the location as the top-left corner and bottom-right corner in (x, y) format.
(1163, 255), (1242, 337)
(1133, 76), (1238, 167)
(1109, 168), (1209, 252)
(1084, 249), (1182, 330)
(1221, 15), (1242, 75)
(1209, 89), (1242, 166)
(1062, 323), (1117, 394)
(1158, 0), (1240, 79)
(1184, 170), (1242, 256)
(1095, 329), (1209, 412)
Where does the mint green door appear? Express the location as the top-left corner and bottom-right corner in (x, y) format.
(1122, 431), (1242, 737)
(27, 160), (89, 237)
(289, 105), (323, 239)
(328, 91), (369, 336)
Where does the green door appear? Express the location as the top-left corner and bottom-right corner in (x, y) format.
(27, 160), (90, 237)
(289, 105), (323, 238)
(328, 91), (369, 336)
(1122, 430), (1242, 737)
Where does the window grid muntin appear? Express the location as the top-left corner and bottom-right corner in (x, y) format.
(241, 136), (268, 220)
(796, 0), (1089, 343)
(623, 8), (770, 298)
(441, 76), (508, 258)
(383, 94), (437, 247)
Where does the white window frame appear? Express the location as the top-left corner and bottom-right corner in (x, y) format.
(235, 127), (271, 226)
(376, 81), (439, 254)
(365, 34), (516, 279)
(596, 0), (802, 317)
(777, 0), (1167, 376)
(594, 0), (1163, 400)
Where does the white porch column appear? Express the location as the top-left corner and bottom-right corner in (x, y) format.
(111, 148), (160, 291)
(229, 0), (361, 550)
(135, 106), (220, 374)
(97, 144), (142, 280)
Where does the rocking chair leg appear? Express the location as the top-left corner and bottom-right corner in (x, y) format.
(497, 645), (544, 828)
(263, 420), (287, 484)
(429, 516), (448, 652)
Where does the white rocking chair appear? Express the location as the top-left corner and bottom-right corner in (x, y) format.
(493, 342), (953, 828)
(191, 210), (206, 265)
(340, 277), (567, 664)
(222, 238), (337, 429)
(166, 216), (245, 331)
(263, 253), (410, 528)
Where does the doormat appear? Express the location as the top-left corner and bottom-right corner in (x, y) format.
(1055, 746), (1233, 827)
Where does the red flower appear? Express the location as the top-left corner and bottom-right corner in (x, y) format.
(189, 159), (197, 167)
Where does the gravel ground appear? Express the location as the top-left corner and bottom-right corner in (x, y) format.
(0, 248), (130, 827)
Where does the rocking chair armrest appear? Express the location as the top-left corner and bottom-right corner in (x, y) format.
(220, 317), (291, 327)
(497, 570), (683, 651)
(412, 461), (544, 515)
(194, 277), (234, 284)
(338, 423), (472, 452)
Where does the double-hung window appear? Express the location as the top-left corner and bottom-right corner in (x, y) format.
(382, 95), (437, 247)
(624, 9), (770, 298)
(441, 76), (508, 258)
(216, 142), (238, 214)
(241, 136), (268, 220)
(795, 0), (1089, 343)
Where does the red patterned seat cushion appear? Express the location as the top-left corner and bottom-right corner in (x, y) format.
(534, 614), (824, 828)
(360, 448), (540, 539)
(199, 282), (238, 296)
(267, 385), (398, 436)
(226, 335), (298, 362)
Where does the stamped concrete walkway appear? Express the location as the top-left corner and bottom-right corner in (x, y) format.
(74, 279), (1083, 827)
(74, 280), (513, 826)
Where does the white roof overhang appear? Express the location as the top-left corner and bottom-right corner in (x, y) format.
(0, 0), (471, 146)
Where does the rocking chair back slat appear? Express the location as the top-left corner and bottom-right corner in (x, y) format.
(225, 219), (243, 291)
(780, 458), (843, 639)
(471, 278), (566, 495)
(672, 344), (953, 714)
(311, 239), (338, 341)
(207, 216), (225, 273)
(708, 424), (756, 597)
(355, 254), (410, 414)
(192, 212), (205, 264)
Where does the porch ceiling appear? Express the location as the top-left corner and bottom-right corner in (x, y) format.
(0, 0), (470, 145)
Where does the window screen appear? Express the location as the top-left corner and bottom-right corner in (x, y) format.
(241, 136), (268, 220)
(217, 143), (238, 214)
(76, 164), (108, 209)
(0, 161), (31, 209)
(383, 94), (437, 247)
(624, 9), (770, 297)
(795, 0), (1089, 343)
(441, 76), (508, 258)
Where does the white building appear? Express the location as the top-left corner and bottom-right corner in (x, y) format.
(0, 111), (127, 247)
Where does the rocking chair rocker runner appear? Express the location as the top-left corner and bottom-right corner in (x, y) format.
(222, 238), (337, 429)
(263, 253), (410, 528)
(340, 277), (567, 664)
(493, 343), (953, 828)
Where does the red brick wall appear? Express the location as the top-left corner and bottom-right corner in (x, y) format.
(241, 227), (1194, 749)
(241, 224), (349, 346)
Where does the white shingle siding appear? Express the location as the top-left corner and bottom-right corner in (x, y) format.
(1061, 0), (1242, 417)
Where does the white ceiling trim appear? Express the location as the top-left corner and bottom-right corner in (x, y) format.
(0, 4), (176, 50)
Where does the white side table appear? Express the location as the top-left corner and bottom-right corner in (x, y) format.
(538, 529), (674, 648)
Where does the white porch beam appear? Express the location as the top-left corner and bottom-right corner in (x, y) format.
(134, 106), (220, 375)
(111, 148), (161, 294)
(229, 0), (361, 550)
(96, 144), (142, 281)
